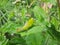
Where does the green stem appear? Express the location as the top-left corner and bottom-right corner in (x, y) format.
(57, 0), (60, 20)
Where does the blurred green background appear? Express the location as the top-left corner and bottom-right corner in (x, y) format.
(0, 0), (60, 45)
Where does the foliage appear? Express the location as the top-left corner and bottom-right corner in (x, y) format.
(0, 0), (60, 45)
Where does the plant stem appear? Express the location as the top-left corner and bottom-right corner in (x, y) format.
(57, 0), (60, 20)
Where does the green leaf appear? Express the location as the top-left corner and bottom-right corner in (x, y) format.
(33, 6), (47, 24)
(51, 17), (59, 30)
(25, 26), (48, 45)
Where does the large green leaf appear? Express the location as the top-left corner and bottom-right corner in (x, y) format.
(25, 26), (48, 45)
(33, 6), (48, 25)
